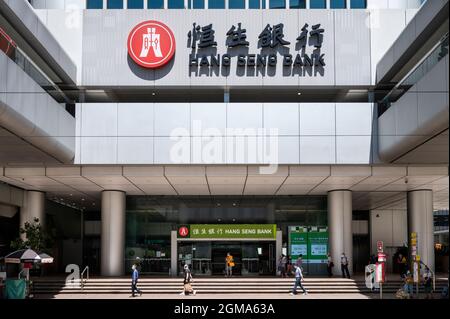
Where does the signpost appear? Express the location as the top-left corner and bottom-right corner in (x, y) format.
(410, 232), (420, 297)
(376, 241), (386, 299)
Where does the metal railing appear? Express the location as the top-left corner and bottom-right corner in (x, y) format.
(80, 266), (89, 290)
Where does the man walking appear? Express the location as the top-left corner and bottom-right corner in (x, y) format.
(326, 252), (334, 277)
(290, 265), (308, 296)
(341, 252), (351, 279)
(131, 264), (142, 297)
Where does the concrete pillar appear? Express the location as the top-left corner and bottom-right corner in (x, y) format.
(276, 230), (282, 269)
(101, 190), (126, 276)
(328, 190), (353, 276)
(171, 230), (178, 277)
(20, 191), (46, 239)
(407, 190), (434, 271)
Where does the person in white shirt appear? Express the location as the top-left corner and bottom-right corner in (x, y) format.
(290, 265), (308, 296)
(341, 253), (351, 279)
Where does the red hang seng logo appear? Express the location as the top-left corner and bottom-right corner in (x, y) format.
(178, 226), (189, 238)
(127, 20), (176, 69)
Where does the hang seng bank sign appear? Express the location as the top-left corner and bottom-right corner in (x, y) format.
(177, 224), (277, 240)
(128, 20), (325, 74)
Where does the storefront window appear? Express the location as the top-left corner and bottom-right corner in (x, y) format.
(148, 0), (164, 8)
(87, 0), (103, 9)
(309, 0), (326, 8)
(125, 196), (328, 275)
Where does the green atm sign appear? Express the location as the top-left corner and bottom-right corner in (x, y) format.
(177, 224), (277, 240)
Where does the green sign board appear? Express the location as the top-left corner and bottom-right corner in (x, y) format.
(289, 226), (328, 264)
(177, 224), (277, 240)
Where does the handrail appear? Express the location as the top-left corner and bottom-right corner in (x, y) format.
(430, 268), (436, 292)
(80, 266), (89, 289)
(18, 268), (26, 279)
(419, 261), (436, 292)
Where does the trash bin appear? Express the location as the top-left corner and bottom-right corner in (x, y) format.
(5, 279), (26, 299)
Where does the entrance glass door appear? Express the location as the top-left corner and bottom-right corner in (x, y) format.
(211, 242), (241, 276)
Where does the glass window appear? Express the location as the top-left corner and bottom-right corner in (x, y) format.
(269, 0), (285, 8)
(168, 0), (184, 8)
(350, 0), (366, 8)
(87, 0), (103, 8)
(249, 0), (260, 8)
(229, 0), (245, 8)
(190, 0), (205, 8)
(127, 0), (144, 8)
(309, 0), (326, 8)
(330, 0), (346, 8)
(208, 0), (225, 8)
(289, 0), (306, 8)
(148, 0), (164, 7)
(107, 0), (123, 8)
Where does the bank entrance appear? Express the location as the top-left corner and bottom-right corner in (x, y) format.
(178, 241), (276, 276)
(124, 196), (331, 276)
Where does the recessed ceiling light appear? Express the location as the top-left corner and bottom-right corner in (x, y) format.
(152, 92), (156, 96)
(297, 92), (302, 96)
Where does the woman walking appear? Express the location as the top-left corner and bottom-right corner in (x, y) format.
(180, 264), (196, 296)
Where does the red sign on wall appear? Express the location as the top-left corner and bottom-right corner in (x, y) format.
(178, 226), (189, 238)
(127, 20), (176, 69)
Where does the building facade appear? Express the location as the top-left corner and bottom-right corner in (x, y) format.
(0, 0), (448, 277)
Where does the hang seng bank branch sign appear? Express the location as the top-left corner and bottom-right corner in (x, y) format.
(188, 22), (326, 72)
(178, 224), (277, 240)
(127, 20), (325, 74)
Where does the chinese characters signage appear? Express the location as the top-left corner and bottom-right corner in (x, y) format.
(188, 22), (325, 71)
(177, 224), (277, 240)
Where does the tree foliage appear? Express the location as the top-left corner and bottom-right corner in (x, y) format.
(10, 218), (54, 252)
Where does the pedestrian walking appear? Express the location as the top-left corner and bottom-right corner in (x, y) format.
(340, 252), (351, 279)
(403, 270), (414, 299)
(289, 265), (308, 296)
(327, 252), (334, 277)
(286, 255), (293, 277)
(280, 255), (288, 278)
(131, 264), (142, 297)
(277, 255), (283, 277)
(180, 264), (196, 296)
(225, 252), (234, 277)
